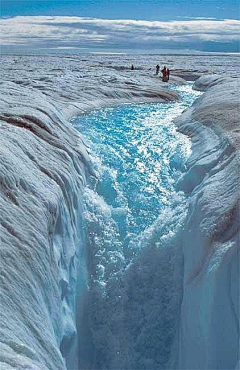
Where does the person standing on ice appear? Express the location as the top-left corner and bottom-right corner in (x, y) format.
(161, 66), (168, 82)
(131, 64), (135, 70)
(156, 64), (160, 75)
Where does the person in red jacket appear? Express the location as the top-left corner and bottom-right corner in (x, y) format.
(161, 66), (167, 82)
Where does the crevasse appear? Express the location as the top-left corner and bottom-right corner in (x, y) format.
(0, 74), (239, 370)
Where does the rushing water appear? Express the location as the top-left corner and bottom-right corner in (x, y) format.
(73, 84), (201, 369)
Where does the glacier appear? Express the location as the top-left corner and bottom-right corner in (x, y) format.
(0, 54), (239, 369)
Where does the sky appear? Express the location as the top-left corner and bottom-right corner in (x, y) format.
(1, 0), (240, 53)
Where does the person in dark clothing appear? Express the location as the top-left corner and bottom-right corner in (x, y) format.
(167, 68), (170, 81)
(156, 64), (160, 75)
(161, 66), (167, 82)
(131, 64), (135, 70)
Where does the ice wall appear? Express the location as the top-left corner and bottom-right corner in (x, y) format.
(0, 82), (90, 369)
(175, 75), (240, 369)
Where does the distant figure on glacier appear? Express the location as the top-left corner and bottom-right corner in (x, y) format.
(156, 64), (160, 75)
(131, 64), (135, 70)
(161, 66), (168, 82)
(167, 68), (170, 81)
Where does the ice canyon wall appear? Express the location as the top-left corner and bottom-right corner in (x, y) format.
(175, 75), (239, 369)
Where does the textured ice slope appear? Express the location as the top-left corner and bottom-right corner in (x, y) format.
(175, 75), (240, 369)
(0, 82), (91, 369)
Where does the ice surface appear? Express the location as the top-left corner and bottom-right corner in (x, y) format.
(0, 54), (239, 369)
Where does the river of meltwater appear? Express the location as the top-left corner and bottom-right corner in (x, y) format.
(73, 84), (201, 370)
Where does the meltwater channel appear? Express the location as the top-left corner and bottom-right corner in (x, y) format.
(73, 84), (201, 370)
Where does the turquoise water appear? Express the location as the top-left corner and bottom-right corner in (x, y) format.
(74, 84), (200, 246)
(73, 84), (201, 369)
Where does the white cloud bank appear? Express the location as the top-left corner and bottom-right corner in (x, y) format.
(1, 16), (239, 51)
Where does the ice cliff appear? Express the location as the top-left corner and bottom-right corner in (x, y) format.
(0, 54), (239, 370)
(0, 82), (91, 369)
(175, 75), (240, 369)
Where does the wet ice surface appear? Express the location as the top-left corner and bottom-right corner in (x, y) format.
(2, 53), (240, 80)
(1, 53), (238, 123)
(73, 85), (202, 369)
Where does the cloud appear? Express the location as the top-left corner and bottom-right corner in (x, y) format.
(176, 16), (218, 20)
(1, 16), (239, 51)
